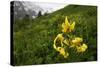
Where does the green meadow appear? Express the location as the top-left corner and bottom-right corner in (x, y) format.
(13, 5), (97, 65)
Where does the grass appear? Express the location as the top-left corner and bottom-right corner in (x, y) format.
(13, 5), (97, 66)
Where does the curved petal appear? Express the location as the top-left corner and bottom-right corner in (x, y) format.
(70, 21), (75, 31)
(53, 33), (64, 50)
(65, 16), (69, 25)
(76, 43), (88, 52)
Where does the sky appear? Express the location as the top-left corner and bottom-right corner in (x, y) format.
(22, 1), (68, 14)
(33, 2), (68, 13)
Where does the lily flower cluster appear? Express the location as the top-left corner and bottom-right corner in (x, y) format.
(53, 16), (88, 58)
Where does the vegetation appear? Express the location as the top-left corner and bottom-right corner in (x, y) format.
(13, 5), (97, 66)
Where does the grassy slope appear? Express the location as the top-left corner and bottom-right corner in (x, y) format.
(13, 5), (97, 65)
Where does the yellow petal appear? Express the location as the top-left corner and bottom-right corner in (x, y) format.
(62, 23), (65, 29)
(65, 17), (70, 29)
(54, 34), (64, 43)
(57, 34), (64, 41)
(62, 28), (67, 33)
(70, 21), (75, 31)
(82, 43), (88, 50)
(65, 16), (69, 25)
(63, 39), (69, 46)
(58, 47), (69, 58)
(62, 23), (67, 32)
(72, 37), (83, 45)
(64, 52), (69, 58)
(76, 43), (88, 52)
(53, 34), (64, 51)
(61, 41), (64, 47)
(59, 47), (66, 56)
(53, 43), (57, 50)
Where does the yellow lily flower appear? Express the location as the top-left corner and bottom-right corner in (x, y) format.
(53, 16), (87, 59)
(57, 47), (69, 58)
(72, 37), (83, 45)
(53, 34), (69, 58)
(62, 16), (75, 33)
(76, 43), (88, 52)
(53, 34), (64, 50)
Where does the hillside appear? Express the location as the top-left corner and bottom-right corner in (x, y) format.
(13, 5), (97, 66)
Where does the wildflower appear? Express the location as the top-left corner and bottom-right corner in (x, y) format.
(76, 43), (88, 52)
(57, 47), (69, 58)
(53, 33), (69, 58)
(62, 16), (75, 33)
(72, 37), (83, 45)
(53, 34), (64, 50)
(54, 34), (64, 43)
(70, 37), (83, 47)
(53, 16), (87, 59)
